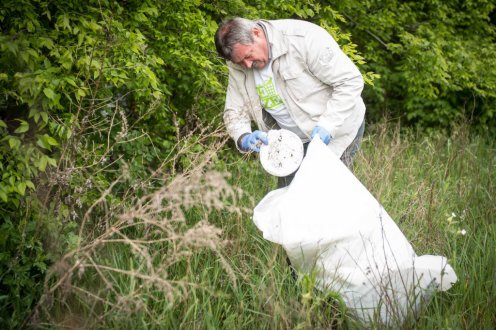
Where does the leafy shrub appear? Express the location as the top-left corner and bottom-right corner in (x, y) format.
(328, 0), (496, 129)
(1, 0), (494, 327)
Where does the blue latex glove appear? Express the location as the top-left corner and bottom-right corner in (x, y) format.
(240, 130), (269, 152)
(311, 126), (332, 145)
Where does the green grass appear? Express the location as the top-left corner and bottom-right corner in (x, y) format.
(354, 124), (496, 328)
(41, 123), (495, 329)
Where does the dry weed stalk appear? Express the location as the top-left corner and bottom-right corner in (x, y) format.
(32, 128), (249, 327)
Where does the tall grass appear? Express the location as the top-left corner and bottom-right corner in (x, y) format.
(35, 123), (495, 329)
(355, 123), (496, 328)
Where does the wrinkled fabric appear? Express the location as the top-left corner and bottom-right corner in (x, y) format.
(224, 19), (365, 158)
(253, 138), (457, 327)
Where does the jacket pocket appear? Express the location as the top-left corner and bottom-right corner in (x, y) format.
(280, 67), (329, 102)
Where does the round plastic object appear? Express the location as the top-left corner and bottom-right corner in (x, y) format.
(259, 129), (304, 177)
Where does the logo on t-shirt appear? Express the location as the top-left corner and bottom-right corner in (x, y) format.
(256, 77), (284, 110)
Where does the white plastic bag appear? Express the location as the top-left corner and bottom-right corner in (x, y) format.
(253, 138), (457, 326)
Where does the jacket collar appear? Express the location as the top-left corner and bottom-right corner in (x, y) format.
(257, 20), (288, 61)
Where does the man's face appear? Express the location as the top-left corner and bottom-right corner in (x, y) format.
(230, 27), (269, 69)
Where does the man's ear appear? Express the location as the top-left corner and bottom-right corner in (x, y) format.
(252, 27), (265, 41)
(252, 27), (262, 37)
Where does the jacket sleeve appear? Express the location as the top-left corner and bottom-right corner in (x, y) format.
(304, 25), (364, 139)
(223, 66), (253, 152)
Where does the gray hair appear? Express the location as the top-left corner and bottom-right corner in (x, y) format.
(214, 18), (258, 60)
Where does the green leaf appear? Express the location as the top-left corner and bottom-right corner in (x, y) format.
(37, 156), (48, 171)
(41, 112), (49, 123)
(64, 77), (78, 87)
(14, 120), (29, 134)
(0, 190), (7, 202)
(34, 261), (47, 271)
(76, 88), (86, 98)
(17, 182), (26, 196)
(87, 20), (101, 31)
(45, 135), (59, 146)
(57, 14), (72, 32)
(37, 137), (50, 150)
(36, 134), (59, 150)
(26, 21), (35, 33)
(60, 50), (73, 70)
(8, 137), (21, 149)
(43, 87), (55, 100)
(65, 128), (72, 139)
(40, 37), (54, 49)
(47, 157), (57, 167)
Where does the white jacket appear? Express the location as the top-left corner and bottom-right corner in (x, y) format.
(223, 19), (366, 157)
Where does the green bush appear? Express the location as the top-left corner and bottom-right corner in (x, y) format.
(1, 0), (495, 327)
(0, 211), (46, 328)
(328, 0), (496, 129)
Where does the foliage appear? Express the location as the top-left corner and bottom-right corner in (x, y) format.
(0, 0), (495, 327)
(355, 122), (495, 328)
(0, 1), (364, 325)
(35, 123), (496, 329)
(30, 136), (242, 328)
(0, 0), (223, 326)
(326, 0), (496, 129)
(0, 210), (47, 328)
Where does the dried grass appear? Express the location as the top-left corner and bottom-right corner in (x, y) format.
(30, 127), (249, 328)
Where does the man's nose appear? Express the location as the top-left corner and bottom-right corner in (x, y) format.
(243, 59), (252, 68)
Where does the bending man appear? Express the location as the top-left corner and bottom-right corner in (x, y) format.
(214, 18), (366, 187)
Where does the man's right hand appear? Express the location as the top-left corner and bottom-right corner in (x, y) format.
(239, 130), (269, 152)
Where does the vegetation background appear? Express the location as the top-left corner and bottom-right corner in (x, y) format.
(0, 0), (494, 328)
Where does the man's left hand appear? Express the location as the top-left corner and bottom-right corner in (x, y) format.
(311, 126), (332, 145)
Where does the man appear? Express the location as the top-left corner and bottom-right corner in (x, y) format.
(214, 18), (366, 187)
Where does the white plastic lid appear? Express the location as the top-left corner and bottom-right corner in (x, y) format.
(259, 129), (304, 177)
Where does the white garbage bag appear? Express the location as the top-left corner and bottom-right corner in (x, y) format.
(253, 138), (457, 327)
